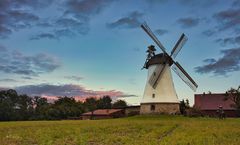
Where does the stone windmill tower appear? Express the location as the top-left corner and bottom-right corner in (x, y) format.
(140, 23), (198, 115)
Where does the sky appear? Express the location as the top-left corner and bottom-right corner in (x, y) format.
(0, 0), (240, 105)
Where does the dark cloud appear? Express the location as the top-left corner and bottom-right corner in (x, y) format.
(32, 11), (91, 40)
(195, 47), (240, 76)
(213, 8), (240, 33)
(154, 29), (169, 36)
(215, 35), (240, 46)
(118, 95), (138, 98)
(15, 84), (124, 97)
(55, 17), (89, 35)
(0, 9), (39, 38)
(54, 29), (76, 37)
(202, 29), (216, 37)
(64, 76), (84, 81)
(107, 11), (144, 29)
(1, 0), (114, 39)
(0, 25), (12, 38)
(21, 76), (33, 80)
(0, 79), (19, 82)
(65, 0), (113, 16)
(0, 0), (54, 10)
(30, 33), (58, 40)
(177, 17), (200, 28)
(0, 47), (61, 76)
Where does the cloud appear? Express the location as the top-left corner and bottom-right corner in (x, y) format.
(65, 0), (114, 16)
(118, 94), (138, 98)
(30, 33), (58, 40)
(107, 11), (144, 29)
(0, 0), (54, 10)
(31, 10), (91, 40)
(195, 47), (240, 76)
(213, 8), (240, 33)
(0, 79), (19, 82)
(202, 29), (216, 37)
(0, 47), (61, 76)
(154, 29), (169, 36)
(1, 0), (114, 39)
(0, 7), (39, 38)
(177, 17), (200, 28)
(215, 35), (240, 46)
(21, 76), (33, 80)
(64, 76), (84, 81)
(15, 84), (124, 98)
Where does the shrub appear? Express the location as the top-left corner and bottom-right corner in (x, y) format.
(186, 107), (204, 117)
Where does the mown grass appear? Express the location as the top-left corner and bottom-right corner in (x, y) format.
(0, 115), (239, 145)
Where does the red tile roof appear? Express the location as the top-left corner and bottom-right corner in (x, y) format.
(82, 109), (123, 116)
(194, 93), (235, 110)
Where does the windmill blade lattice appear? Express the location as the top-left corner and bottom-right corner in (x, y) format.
(171, 33), (188, 59)
(141, 23), (168, 54)
(171, 61), (198, 91)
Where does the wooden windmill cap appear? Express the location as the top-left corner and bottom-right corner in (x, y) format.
(145, 53), (173, 69)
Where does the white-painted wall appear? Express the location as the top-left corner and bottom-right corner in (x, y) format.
(141, 64), (179, 103)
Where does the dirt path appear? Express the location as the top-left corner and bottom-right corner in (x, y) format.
(159, 124), (179, 141)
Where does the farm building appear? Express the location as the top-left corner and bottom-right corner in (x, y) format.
(81, 109), (125, 120)
(194, 93), (237, 117)
(124, 105), (140, 116)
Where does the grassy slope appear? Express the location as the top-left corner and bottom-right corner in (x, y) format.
(0, 115), (239, 145)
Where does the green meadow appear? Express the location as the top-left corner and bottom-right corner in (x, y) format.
(0, 115), (239, 145)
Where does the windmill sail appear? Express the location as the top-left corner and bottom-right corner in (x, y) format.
(171, 33), (187, 59)
(148, 64), (166, 89)
(171, 61), (198, 91)
(141, 23), (167, 54)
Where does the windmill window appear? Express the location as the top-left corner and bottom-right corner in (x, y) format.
(150, 105), (155, 111)
(152, 94), (155, 98)
(153, 72), (156, 76)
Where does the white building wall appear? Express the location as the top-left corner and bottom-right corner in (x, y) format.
(141, 64), (179, 103)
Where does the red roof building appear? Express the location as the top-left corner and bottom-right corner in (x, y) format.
(81, 109), (125, 120)
(194, 93), (237, 117)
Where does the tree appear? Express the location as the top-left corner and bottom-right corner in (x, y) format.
(112, 100), (127, 108)
(0, 89), (33, 121)
(179, 99), (190, 115)
(52, 97), (84, 119)
(84, 97), (98, 119)
(32, 96), (50, 120)
(97, 96), (112, 109)
(225, 86), (240, 116)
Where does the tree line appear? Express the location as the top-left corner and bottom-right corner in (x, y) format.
(0, 89), (127, 121)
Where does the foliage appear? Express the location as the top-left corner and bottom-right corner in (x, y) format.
(97, 96), (112, 109)
(186, 107), (204, 117)
(179, 99), (190, 115)
(225, 86), (240, 116)
(112, 100), (127, 108)
(0, 89), (119, 121)
(0, 89), (33, 121)
(0, 115), (240, 145)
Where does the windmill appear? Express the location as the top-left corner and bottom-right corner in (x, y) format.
(140, 22), (198, 114)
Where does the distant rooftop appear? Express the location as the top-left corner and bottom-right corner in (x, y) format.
(194, 93), (235, 110)
(82, 109), (123, 116)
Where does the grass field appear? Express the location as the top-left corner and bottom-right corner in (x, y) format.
(0, 115), (240, 145)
